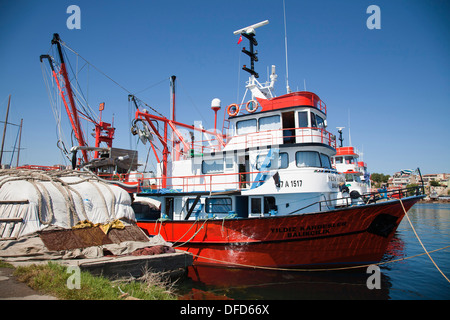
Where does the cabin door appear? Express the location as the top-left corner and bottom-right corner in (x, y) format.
(282, 111), (295, 144)
(238, 155), (249, 189)
(249, 196), (263, 217)
(165, 197), (174, 219)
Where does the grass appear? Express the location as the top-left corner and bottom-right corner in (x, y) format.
(0, 260), (14, 268)
(10, 261), (178, 300)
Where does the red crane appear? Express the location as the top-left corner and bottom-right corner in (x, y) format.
(40, 34), (115, 165)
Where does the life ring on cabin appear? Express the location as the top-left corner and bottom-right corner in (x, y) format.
(227, 104), (239, 117)
(245, 100), (258, 113)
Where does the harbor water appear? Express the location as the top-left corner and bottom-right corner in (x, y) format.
(176, 202), (450, 300)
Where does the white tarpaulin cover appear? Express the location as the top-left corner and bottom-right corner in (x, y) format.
(0, 169), (135, 239)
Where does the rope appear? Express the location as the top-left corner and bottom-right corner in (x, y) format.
(153, 200), (450, 273)
(399, 198), (450, 283)
(58, 40), (133, 95)
(170, 219), (200, 245)
(172, 218), (212, 248)
(187, 245), (450, 272)
(31, 180), (54, 225)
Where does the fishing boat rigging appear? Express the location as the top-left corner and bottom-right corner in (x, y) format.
(40, 33), (137, 174)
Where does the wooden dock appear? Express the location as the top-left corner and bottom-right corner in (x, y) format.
(68, 250), (193, 278)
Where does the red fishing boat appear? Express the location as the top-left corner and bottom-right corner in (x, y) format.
(131, 21), (424, 268)
(138, 196), (419, 267)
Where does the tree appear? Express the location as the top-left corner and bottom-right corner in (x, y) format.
(371, 173), (391, 188)
(406, 183), (419, 196)
(430, 180), (442, 187)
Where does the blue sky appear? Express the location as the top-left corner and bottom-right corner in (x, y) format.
(0, 0), (448, 175)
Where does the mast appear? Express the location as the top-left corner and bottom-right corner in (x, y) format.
(16, 119), (23, 167)
(234, 20), (277, 100)
(170, 75), (176, 161)
(283, 0), (291, 93)
(234, 22), (264, 78)
(0, 94), (11, 166)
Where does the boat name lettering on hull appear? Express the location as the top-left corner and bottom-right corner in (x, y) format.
(270, 222), (347, 238)
(279, 180), (302, 188)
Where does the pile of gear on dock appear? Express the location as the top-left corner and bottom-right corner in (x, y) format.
(0, 169), (172, 263)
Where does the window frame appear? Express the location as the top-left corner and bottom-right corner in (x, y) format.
(205, 197), (232, 213)
(258, 114), (281, 132)
(201, 158), (224, 174)
(295, 151), (322, 168)
(236, 118), (257, 135)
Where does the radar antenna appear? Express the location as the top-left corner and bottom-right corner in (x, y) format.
(234, 20), (269, 78)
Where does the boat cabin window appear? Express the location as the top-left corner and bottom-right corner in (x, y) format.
(258, 115), (281, 131)
(296, 151), (321, 168)
(316, 115), (325, 129)
(320, 153), (332, 169)
(296, 151), (332, 168)
(279, 152), (289, 169)
(250, 196), (277, 215)
(224, 156), (234, 171)
(264, 196), (277, 213)
(345, 156), (355, 164)
(256, 152), (289, 170)
(205, 197), (232, 213)
(310, 112), (317, 128)
(236, 119), (257, 135)
(202, 159), (224, 174)
(185, 198), (203, 214)
(335, 156), (343, 164)
(345, 174), (361, 183)
(298, 111), (308, 128)
(250, 197), (262, 214)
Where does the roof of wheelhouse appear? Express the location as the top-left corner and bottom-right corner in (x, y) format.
(228, 91), (327, 120)
(256, 91), (326, 114)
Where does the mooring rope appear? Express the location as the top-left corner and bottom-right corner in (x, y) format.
(186, 245), (450, 272)
(399, 198), (450, 283)
(172, 218), (212, 248)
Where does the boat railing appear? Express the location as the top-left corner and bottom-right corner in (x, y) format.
(16, 165), (64, 171)
(155, 125), (336, 161)
(139, 170), (271, 193)
(141, 122), (336, 161)
(289, 185), (426, 214)
(223, 127), (336, 150)
(98, 170), (272, 193)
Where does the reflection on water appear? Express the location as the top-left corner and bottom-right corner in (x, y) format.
(175, 203), (450, 300)
(177, 265), (392, 300)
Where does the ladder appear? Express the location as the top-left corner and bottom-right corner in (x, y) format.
(0, 200), (28, 241)
(222, 113), (231, 144)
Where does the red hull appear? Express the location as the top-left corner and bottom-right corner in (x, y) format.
(137, 197), (421, 268)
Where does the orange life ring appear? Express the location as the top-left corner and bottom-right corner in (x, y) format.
(245, 100), (258, 113)
(227, 104), (239, 117)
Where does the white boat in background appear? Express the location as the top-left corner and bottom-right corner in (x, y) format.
(332, 145), (368, 200)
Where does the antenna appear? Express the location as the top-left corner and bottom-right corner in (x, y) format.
(234, 20), (269, 79)
(233, 20), (269, 35)
(235, 20), (277, 100)
(283, 0), (291, 93)
(348, 109), (352, 146)
(337, 127), (345, 148)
